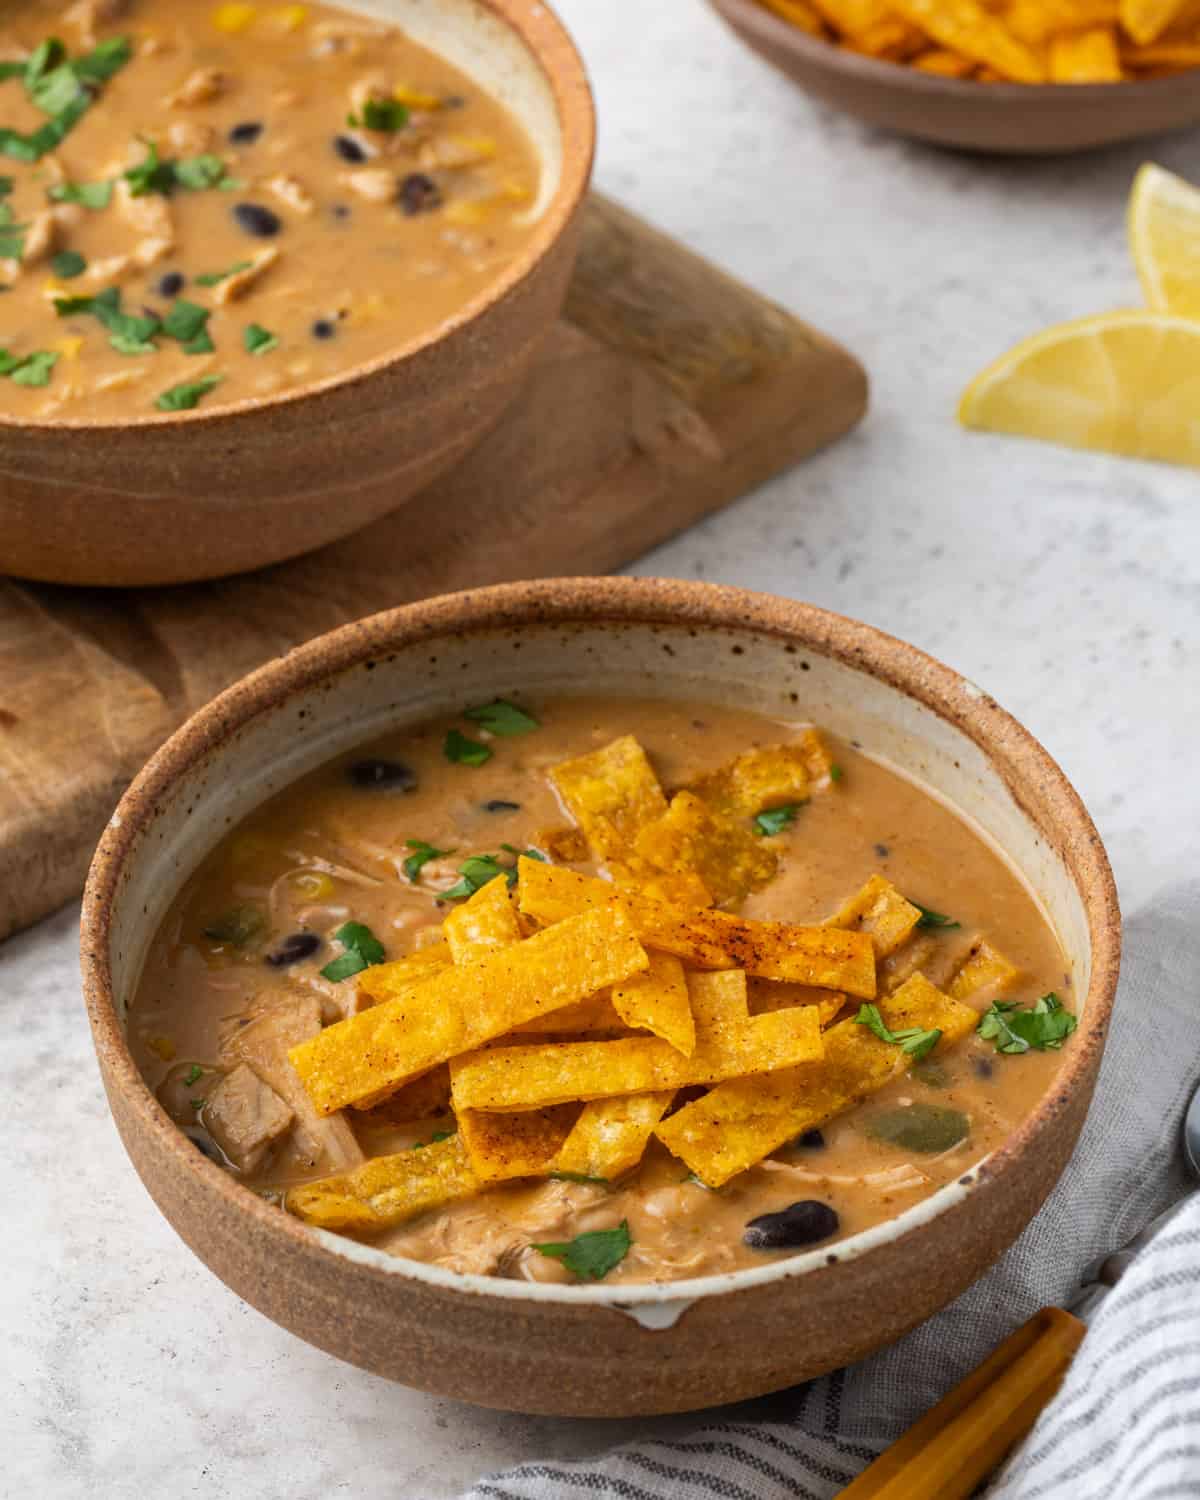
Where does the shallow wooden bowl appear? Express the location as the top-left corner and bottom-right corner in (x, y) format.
(0, 0), (594, 588)
(80, 577), (1120, 1416)
(707, 0), (1200, 154)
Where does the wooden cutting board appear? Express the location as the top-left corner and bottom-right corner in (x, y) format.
(0, 193), (867, 941)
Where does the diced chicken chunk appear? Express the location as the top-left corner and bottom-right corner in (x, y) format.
(64, 0), (129, 46)
(21, 211), (59, 268)
(343, 168), (394, 203)
(166, 67), (228, 109)
(267, 174), (314, 216)
(167, 119), (215, 155)
(205, 1063), (295, 1174)
(79, 252), (131, 285)
(213, 246), (280, 304)
(114, 179), (174, 268)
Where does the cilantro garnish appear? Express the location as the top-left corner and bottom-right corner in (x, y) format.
(55, 286), (160, 354)
(347, 99), (409, 132)
(548, 1170), (610, 1186)
(0, 348), (58, 387)
(0, 201), (27, 260)
(855, 1002), (943, 1062)
(753, 802), (805, 837)
(319, 920), (386, 982)
(829, 763), (845, 783)
(50, 249), (86, 279)
(195, 259), (252, 287)
(183, 1064), (203, 1087)
(403, 838), (454, 882)
(410, 1129), (455, 1151)
(443, 853), (509, 901)
(161, 299), (211, 346)
(0, 36), (131, 162)
(978, 992), (1077, 1055)
(49, 179), (113, 209)
(501, 843), (547, 868)
(463, 700), (539, 736)
(124, 142), (234, 198)
(533, 1221), (631, 1281)
(244, 322), (278, 355)
(444, 728), (492, 766)
(0, 177), (11, 195)
(156, 375), (222, 411)
(915, 905), (961, 930)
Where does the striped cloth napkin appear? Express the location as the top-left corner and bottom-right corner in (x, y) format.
(460, 883), (1200, 1500)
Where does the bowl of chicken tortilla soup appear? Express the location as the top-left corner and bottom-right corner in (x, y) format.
(81, 577), (1120, 1415)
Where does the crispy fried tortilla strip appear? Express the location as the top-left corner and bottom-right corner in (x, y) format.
(634, 790), (778, 905)
(458, 1103), (580, 1182)
(828, 874), (923, 958)
(550, 734), (668, 869)
(517, 858), (876, 997)
(1049, 24), (1123, 76)
(555, 1091), (676, 1181)
(511, 993), (627, 1036)
(356, 946), (451, 1008)
(912, 48), (977, 75)
(358, 1063), (452, 1124)
(685, 744), (811, 819)
(655, 973), (979, 1186)
(444, 876), (521, 961)
(748, 976), (847, 1028)
(1005, 0), (1118, 44)
(289, 904), (649, 1115)
(286, 1132), (479, 1231)
(809, 0), (896, 32)
(757, 0), (827, 33)
(534, 825), (589, 863)
(949, 938), (1020, 1000)
(449, 998), (823, 1113)
(889, 0), (1046, 79)
(1121, 38), (1200, 63)
(688, 968), (751, 1032)
(611, 951), (696, 1056)
(1121, 0), (1191, 42)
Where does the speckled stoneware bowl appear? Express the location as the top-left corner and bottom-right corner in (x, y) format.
(80, 578), (1120, 1416)
(707, 0), (1200, 154)
(0, 0), (593, 588)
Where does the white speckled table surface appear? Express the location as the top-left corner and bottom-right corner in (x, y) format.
(6, 3), (1200, 1496)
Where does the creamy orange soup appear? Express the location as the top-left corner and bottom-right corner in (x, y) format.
(130, 697), (1075, 1286)
(0, 0), (540, 417)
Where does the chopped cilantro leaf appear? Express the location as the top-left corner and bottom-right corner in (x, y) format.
(0, 37), (130, 162)
(855, 1003), (943, 1062)
(403, 838), (454, 882)
(753, 802), (805, 837)
(978, 992), (1077, 1055)
(244, 322), (278, 355)
(156, 375), (222, 411)
(55, 286), (161, 354)
(0, 177), (11, 196)
(347, 99), (409, 132)
(915, 905), (961, 930)
(829, 763), (845, 783)
(442, 853), (509, 901)
(463, 699), (539, 736)
(532, 1221), (631, 1281)
(410, 1129), (455, 1150)
(0, 348), (59, 387)
(162, 299), (210, 343)
(173, 154), (229, 191)
(72, 36), (134, 84)
(319, 920), (385, 982)
(125, 143), (232, 198)
(183, 330), (215, 355)
(444, 728), (492, 766)
(49, 178), (112, 209)
(0, 63), (25, 83)
(50, 249), (86, 278)
(548, 1170), (610, 1186)
(195, 259), (252, 287)
(183, 1064), (203, 1087)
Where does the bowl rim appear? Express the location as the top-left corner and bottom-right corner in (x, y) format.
(1, 0), (595, 435)
(80, 576), (1122, 1310)
(707, 0), (1200, 104)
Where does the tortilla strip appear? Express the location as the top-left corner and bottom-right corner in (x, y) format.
(1049, 25), (1123, 78)
(685, 743), (811, 819)
(555, 1091), (676, 1181)
(443, 876), (521, 961)
(828, 874), (922, 958)
(949, 939), (1020, 1001)
(655, 973), (979, 1186)
(1120, 0), (1192, 44)
(449, 998), (823, 1113)
(888, 0), (1047, 81)
(510, 993), (628, 1036)
(634, 790), (777, 905)
(549, 733), (668, 870)
(611, 950), (696, 1056)
(458, 1103), (580, 1182)
(747, 976), (846, 1029)
(286, 1132), (478, 1231)
(356, 945), (451, 1008)
(289, 903), (649, 1115)
(517, 858), (876, 997)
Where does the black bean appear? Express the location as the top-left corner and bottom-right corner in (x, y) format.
(398, 172), (442, 216)
(331, 203), (351, 221)
(156, 272), (185, 298)
(874, 842), (891, 858)
(233, 202), (282, 238)
(312, 319), (336, 340)
(795, 1128), (825, 1150)
(229, 121), (263, 145)
(334, 133), (368, 163)
(744, 1201), (840, 1251)
(266, 932), (322, 967)
(346, 757), (417, 792)
(484, 799), (521, 813)
(974, 1056), (994, 1080)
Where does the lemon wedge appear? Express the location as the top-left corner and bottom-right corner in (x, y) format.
(958, 310), (1200, 467)
(1128, 162), (1200, 319)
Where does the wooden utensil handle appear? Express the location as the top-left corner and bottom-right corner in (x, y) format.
(837, 1307), (1086, 1500)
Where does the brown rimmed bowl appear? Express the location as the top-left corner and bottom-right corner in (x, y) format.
(0, 0), (594, 588)
(80, 577), (1120, 1416)
(706, 0), (1200, 154)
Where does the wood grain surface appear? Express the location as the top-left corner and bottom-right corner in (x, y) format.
(0, 193), (867, 940)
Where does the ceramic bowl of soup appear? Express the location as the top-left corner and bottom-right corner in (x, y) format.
(0, 0), (593, 586)
(80, 577), (1120, 1415)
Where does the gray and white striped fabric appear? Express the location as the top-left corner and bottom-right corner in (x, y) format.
(460, 884), (1200, 1500)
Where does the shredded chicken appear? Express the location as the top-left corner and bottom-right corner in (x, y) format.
(167, 119), (215, 155)
(267, 174), (315, 216)
(343, 168), (394, 203)
(115, 179), (175, 266)
(213, 246), (280, 304)
(165, 66), (228, 108)
(20, 212), (60, 269)
(50, 203), (85, 233)
(63, 0), (129, 47)
(205, 1063), (295, 1174)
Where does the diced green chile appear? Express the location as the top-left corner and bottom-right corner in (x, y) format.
(866, 1104), (970, 1154)
(202, 906), (265, 946)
